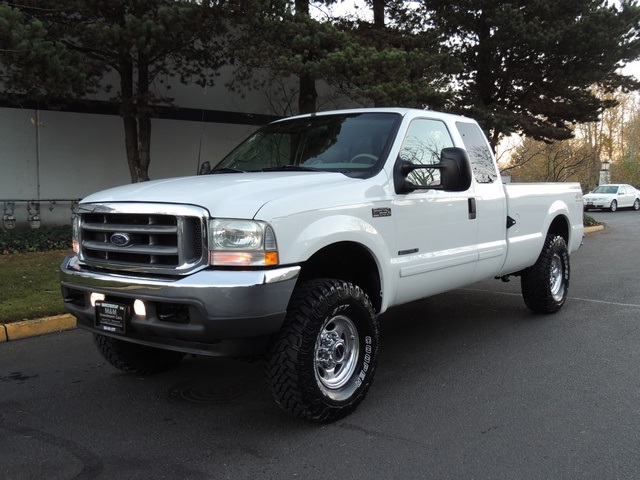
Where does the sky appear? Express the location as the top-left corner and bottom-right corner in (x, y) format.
(623, 61), (640, 81)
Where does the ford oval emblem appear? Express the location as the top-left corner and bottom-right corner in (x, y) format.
(110, 233), (132, 247)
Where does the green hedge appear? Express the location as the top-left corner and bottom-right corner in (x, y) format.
(583, 213), (600, 227)
(0, 225), (72, 254)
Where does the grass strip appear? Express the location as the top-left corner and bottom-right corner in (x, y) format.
(0, 250), (70, 324)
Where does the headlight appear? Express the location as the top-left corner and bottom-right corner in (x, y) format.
(72, 215), (80, 254)
(208, 219), (279, 266)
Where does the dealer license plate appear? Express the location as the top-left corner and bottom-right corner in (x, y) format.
(95, 301), (128, 333)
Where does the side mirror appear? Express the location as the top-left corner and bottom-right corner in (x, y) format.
(198, 161), (211, 175)
(393, 147), (473, 194)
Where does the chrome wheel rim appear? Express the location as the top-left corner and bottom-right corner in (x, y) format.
(550, 254), (565, 302)
(315, 315), (359, 391)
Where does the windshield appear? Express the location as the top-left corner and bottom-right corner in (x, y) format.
(212, 113), (401, 178)
(592, 186), (619, 194)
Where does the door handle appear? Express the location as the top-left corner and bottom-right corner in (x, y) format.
(468, 198), (476, 220)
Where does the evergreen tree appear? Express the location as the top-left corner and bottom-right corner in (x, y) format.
(422, 0), (640, 150)
(231, 0), (453, 114)
(228, 0), (343, 114)
(329, 1), (454, 110)
(0, 0), (226, 183)
(0, 2), (98, 99)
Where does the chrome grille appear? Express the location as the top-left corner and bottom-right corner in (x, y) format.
(78, 203), (208, 275)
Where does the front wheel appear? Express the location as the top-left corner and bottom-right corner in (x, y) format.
(94, 334), (185, 375)
(610, 200), (618, 212)
(266, 279), (379, 422)
(521, 234), (570, 314)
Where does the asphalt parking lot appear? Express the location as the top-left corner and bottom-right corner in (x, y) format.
(1, 210), (639, 479)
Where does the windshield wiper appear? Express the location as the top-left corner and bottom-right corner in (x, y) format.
(261, 165), (322, 172)
(210, 167), (247, 174)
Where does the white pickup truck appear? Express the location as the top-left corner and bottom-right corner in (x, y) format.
(60, 108), (584, 422)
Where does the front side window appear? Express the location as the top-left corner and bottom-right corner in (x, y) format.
(213, 113), (401, 178)
(399, 118), (454, 187)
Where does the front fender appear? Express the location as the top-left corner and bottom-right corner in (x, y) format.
(273, 213), (395, 313)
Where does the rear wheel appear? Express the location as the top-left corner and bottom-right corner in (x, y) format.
(633, 198), (640, 211)
(610, 200), (618, 212)
(521, 234), (570, 314)
(266, 279), (379, 422)
(94, 334), (185, 375)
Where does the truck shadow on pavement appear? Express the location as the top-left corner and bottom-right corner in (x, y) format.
(118, 284), (540, 423)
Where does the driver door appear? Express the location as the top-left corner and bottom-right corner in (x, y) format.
(392, 118), (478, 304)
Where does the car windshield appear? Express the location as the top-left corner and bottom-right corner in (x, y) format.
(592, 186), (619, 194)
(212, 112), (401, 178)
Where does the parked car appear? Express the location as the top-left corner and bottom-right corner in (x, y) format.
(583, 184), (640, 212)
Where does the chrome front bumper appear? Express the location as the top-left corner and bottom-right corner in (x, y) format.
(60, 254), (300, 356)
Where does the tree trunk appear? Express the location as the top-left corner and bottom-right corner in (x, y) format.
(295, 0), (317, 115)
(136, 59), (151, 182)
(120, 60), (142, 183)
(373, 0), (385, 29)
(119, 58), (151, 183)
(298, 74), (317, 114)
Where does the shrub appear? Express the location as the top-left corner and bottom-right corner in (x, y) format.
(583, 213), (600, 227)
(0, 225), (72, 254)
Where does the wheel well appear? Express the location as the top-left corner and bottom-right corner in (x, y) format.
(548, 215), (569, 243)
(298, 242), (382, 312)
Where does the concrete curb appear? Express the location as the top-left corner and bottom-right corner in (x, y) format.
(0, 314), (76, 343)
(584, 225), (604, 234)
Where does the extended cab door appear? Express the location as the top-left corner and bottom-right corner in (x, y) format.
(392, 117), (479, 304)
(455, 121), (508, 282)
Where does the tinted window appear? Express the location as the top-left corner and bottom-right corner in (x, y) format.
(399, 119), (454, 187)
(593, 185), (619, 194)
(214, 113), (401, 178)
(456, 122), (497, 184)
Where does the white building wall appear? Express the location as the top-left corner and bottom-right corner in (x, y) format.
(1, 107), (258, 226)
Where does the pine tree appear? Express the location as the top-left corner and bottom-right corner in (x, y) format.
(0, 0), (226, 183)
(422, 0), (640, 150)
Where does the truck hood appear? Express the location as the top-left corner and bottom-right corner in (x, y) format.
(81, 172), (356, 218)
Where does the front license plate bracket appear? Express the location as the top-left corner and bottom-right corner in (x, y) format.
(95, 301), (129, 333)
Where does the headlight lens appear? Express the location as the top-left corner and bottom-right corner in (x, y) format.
(208, 219), (279, 266)
(72, 215), (80, 254)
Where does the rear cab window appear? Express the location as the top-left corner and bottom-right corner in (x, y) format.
(456, 122), (498, 184)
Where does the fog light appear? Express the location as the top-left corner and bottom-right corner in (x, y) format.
(90, 293), (105, 307)
(133, 299), (146, 317)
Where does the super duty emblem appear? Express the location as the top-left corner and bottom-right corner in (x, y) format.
(372, 208), (391, 218)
